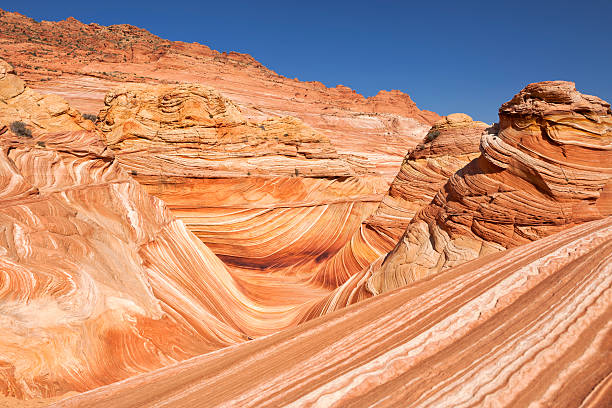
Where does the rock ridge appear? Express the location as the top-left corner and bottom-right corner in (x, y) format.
(0, 7), (439, 182)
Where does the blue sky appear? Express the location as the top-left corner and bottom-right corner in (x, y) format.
(4, 1), (612, 123)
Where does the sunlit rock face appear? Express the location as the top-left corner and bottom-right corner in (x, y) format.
(301, 113), (491, 288)
(303, 81), (612, 315)
(51, 217), (612, 408)
(0, 8), (438, 182)
(98, 84), (357, 178)
(0, 60), (310, 400)
(97, 83), (387, 280)
(366, 113), (490, 242)
(371, 81), (612, 293)
(0, 60), (464, 402)
(2, 13), (611, 405)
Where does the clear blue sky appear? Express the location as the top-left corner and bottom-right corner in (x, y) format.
(5, 1), (612, 123)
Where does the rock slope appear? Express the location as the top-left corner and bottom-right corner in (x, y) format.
(50, 217), (612, 408)
(0, 8), (439, 181)
(304, 81), (612, 315)
(97, 83), (385, 279)
(373, 81), (612, 293)
(302, 113), (490, 287)
(0, 60), (314, 399)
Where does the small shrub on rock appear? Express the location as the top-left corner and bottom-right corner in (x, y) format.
(423, 130), (440, 143)
(82, 113), (97, 122)
(10, 121), (32, 138)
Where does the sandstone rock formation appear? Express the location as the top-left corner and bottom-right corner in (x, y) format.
(2, 9), (612, 407)
(302, 113), (490, 287)
(97, 83), (386, 279)
(366, 113), (490, 240)
(0, 8), (438, 182)
(98, 84), (358, 178)
(0, 58), (556, 403)
(372, 81), (612, 293)
(50, 217), (612, 408)
(0, 60), (313, 400)
(307, 81), (612, 315)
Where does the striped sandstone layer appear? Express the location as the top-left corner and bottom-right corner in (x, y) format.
(0, 8), (439, 181)
(303, 113), (490, 287)
(51, 217), (612, 408)
(0, 59), (321, 399)
(372, 81), (612, 292)
(304, 80), (612, 315)
(97, 83), (386, 278)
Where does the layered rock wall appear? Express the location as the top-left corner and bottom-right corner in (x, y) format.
(51, 217), (612, 408)
(303, 113), (490, 288)
(304, 81), (612, 315)
(0, 8), (439, 182)
(372, 81), (612, 293)
(98, 84), (386, 278)
(0, 61), (312, 399)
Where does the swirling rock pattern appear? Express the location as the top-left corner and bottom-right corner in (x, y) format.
(0, 8), (438, 182)
(51, 217), (612, 408)
(2, 34), (612, 407)
(303, 113), (490, 288)
(371, 81), (612, 293)
(98, 84), (387, 278)
(367, 113), (490, 241)
(304, 81), (612, 315)
(0, 60), (313, 400)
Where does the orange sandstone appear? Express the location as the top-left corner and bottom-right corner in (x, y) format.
(0, 8), (439, 182)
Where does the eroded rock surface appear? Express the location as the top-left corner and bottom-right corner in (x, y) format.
(303, 81), (612, 316)
(2, 12), (612, 405)
(367, 113), (490, 240)
(0, 8), (439, 182)
(373, 81), (612, 292)
(51, 217), (612, 408)
(0, 60), (315, 399)
(97, 83), (388, 282)
(98, 84), (358, 178)
(302, 113), (490, 288)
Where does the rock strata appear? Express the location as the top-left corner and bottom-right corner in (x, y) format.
(304, 81), (612, 314)
(0, 8), (439, 182)
(304, 113), (489, 287)
(0, 60), (308, 399)
(98, 83), (386, 276)
(50, 217), (612, 408)
(372, 81), (612, 293)
(98, 84), (355, 178)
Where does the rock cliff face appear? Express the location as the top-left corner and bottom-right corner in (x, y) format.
(51, 217), (612, 408)
(373, 81), (612, 293)
(306, 81), (612, 315)
(0, 8), (438, 182)
(0, 60), (318, 399)
(98, 83), (358, 177)
(97, 83), (385, 277)
(302, 113), (490, 288)
(366, 113), (490, 240)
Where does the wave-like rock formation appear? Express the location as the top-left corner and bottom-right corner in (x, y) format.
(303, 113), (490, 287)
(0, 8), (438, 181)
(304, 81), (612, 315)
(366, 113), (490, 241)
(50, 217), (612, 408)
(97, 83), (386, 279)
(2, 12), (612, 406)
(0, 59), (317, 400)
(371, 81), (612, 293)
